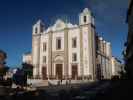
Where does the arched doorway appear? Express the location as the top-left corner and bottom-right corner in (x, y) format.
(42, 67), (47, 80)
(54, 55), (64, 80)
(72, 65), (78, 79)
(56, 64), (63, 79)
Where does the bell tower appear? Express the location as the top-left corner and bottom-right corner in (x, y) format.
(32, 20), (45, 78)
(33, 20), (45, 35)
(79, 8), (94, 26)
(79, 8), (96, 80)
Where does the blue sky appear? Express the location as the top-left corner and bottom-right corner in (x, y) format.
(0, 0), (128, 67)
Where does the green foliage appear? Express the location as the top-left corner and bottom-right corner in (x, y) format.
(0, 67), (9, 76)
(22, 63), (33, 78)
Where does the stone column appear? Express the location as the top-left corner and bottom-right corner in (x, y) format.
(32, 34), (41, 78)
(103, 41), (106, 79)
(105, 42), (110, 79)
(64, 28), (69, 79)
(91, 25), (96, 80)
(100, 38), (104, 78)
(39, 35), (42, 78)
(88, 24), (96, 80)
(79, 26), (84, 79)
(48, 31), (53, 79)
(107, 42), (112, 78)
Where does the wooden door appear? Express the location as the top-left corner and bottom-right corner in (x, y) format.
(42, 67), (47, 79)
(72, 65), (78, 79)
(56, 64), (63, 79)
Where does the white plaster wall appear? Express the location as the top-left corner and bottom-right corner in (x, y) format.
(52, 31), (64, 52)
(101, 57), (105, 78)
(39, 34), (49, 76)
(111, 57), (121, 76)
(106, 42), (111, 57)
(32, 36), (40, 65)
(105, 59), (110, 79)
(109, 60), (112, 78)
(111, 57), (117, 76)
(81, 26), (91, 76)
(68, 28), (80, 76)
(32, 36), (40, 76)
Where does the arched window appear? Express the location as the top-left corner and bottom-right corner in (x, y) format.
(84, 16), (87, 23)
(40, 24), (44, 33)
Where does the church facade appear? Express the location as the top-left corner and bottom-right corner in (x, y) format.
(23, 8), (117, 80)
(32, 8), (96, 80)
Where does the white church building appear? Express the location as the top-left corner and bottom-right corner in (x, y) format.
(31, 8), (96, 80)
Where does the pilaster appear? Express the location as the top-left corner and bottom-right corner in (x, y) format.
(79, 26), (84, 79)
(48, 31), (53, 79)
(64, 28), (69, 79)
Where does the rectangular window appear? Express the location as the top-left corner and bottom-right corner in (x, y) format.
(43, 56), (46, 63)
(35, 27), (38, 33)
(56, 38), (61, 50)
(72, 53), (77, 62)
(43, 42), (47, 52)
(72, 37), (77, 48)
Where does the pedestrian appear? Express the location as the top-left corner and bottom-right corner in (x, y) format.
(61, 79), (62, 84)
(13, 68), (27, 89)
(66, 80), (68, 85)
(69, 79), (71, 84)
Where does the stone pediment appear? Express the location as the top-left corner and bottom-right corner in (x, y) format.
(54, 55), (64, 63)
(52, 19), (66, 31)
(45, 19), (78, 33)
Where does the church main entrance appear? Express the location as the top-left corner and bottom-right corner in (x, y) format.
(56, 64), (63, 79)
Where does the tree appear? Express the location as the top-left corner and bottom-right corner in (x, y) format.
(0, 50), (12, 87)
(22, 63), (33, 78)
(0, 50), (7, 78)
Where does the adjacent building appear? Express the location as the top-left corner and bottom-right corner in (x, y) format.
(95, 36), (112, 80)
(22, 52), (32, 64)
(111, 57), (122, 77)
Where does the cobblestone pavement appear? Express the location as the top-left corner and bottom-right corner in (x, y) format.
(0, 80), (112, 100)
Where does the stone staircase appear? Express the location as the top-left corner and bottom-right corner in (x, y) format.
(27, 79), (48, 88)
